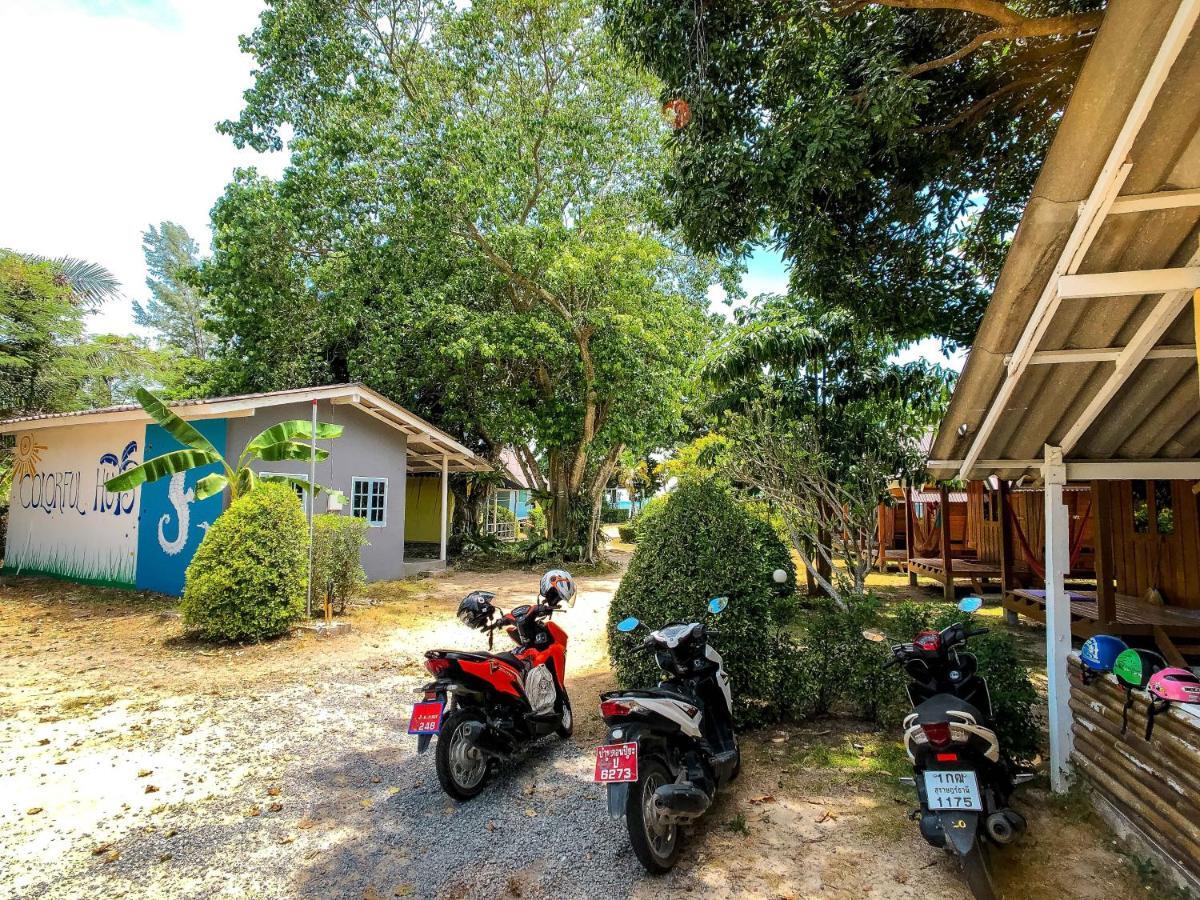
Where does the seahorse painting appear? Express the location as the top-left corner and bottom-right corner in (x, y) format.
(157, 473), (194, 556)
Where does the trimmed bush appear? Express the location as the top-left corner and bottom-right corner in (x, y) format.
(182, 483), (308, 641)
(609, 479), (797, 726)
(526, 501), (546, 537)
(601, 505), (631, 524)
(617, 523), (636, 543)
(631, 492), (669, 541)
(312, 513), (369, 615)
(886, 601), (1039, 763)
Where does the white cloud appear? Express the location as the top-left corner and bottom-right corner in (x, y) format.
(0, 0), (286, 335)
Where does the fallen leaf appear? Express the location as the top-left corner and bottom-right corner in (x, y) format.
(92, 843), (114, 856)
(26, 807), (43, 816)
(158, 853), (172, 863)
(363, 887), (383, 900)
(246, 806), (262, 817)
(386, 786), (401, 797)
(138, 769), (153, 778)
(524, 808), (537, 818)
(278, 835), (295, 845)
(163, 828), (178, 838)
(144, 785), (159, 794)
(393, 885), (414, 897)
(103, 850), (120, 864)
(267, 786), (282, 797)
(297, 816), (317, 830)
(37, 738), (50, 746)
(360, 798), (373, 809)
(749, 795), (776, 805)
(268, 802), (283, 813)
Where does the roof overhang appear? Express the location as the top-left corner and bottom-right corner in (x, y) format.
(930, 0), (1200, 483)
(0, 383), (489, 475)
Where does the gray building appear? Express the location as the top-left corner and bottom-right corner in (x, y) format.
(1, 384), (486, 594)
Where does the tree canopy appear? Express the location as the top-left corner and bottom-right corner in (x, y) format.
(206, 0), (718, 558)
(603, 0), (1106, 346)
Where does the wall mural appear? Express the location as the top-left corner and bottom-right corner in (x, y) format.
(135, 419), (227, 596)
(4, 423), (144, 587)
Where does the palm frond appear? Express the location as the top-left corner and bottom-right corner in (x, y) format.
(23, 254), (122, 309)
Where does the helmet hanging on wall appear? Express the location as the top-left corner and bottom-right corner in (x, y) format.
(1144, 667), (1200, 741)
(1080, 634), (1128, 684)
(1113, 648), (1165, 735)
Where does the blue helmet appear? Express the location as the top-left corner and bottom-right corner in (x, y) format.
(1080, 634), (1128, 673)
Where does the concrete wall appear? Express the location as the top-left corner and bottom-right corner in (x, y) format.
(226, 400), (408, 581)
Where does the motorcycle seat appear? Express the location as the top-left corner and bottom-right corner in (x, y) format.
(615, 686), (699, 707)
(914, 693), (988, 728)
(430, 649), (527, 673)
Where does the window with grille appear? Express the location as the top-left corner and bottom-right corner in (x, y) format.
(352, 477), (388, 526)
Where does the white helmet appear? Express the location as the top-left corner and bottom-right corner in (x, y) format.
(540, 569), (576, 608)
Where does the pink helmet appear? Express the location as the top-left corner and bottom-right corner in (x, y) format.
(1147, 668), (1200, 704)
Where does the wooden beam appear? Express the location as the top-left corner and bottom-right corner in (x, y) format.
(1067, 460), (1200, 481)
(1092, 480), (1117, 626)
(1057, 267), (1200, 299)
(998, 480), (1015, 596)
(1108, 186), (1200, 215)
(939, 484), (954, 603)
(905, 486), (918, 587)
(1021, 344), (1195, 365)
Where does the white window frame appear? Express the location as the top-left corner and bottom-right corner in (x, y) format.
(351, 476), (389, 527)
(261, 472), (311, 514)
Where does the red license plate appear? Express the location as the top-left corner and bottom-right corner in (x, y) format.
(408, 700), (445, 735)
(594, 742), (638, 783)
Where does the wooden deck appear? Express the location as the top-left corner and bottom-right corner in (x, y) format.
(1004, 588), (1200, 658)
(906, 556), (1002, 589)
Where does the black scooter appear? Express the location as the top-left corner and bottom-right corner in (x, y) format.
(596, 581), (780, 874)
(865, 596), (1033, 900)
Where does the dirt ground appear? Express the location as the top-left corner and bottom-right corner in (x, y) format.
(0, 556), (1161, 899)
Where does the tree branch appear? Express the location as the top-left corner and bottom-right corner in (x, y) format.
(905, 12), (1103, 77)
(833, 0), (1026, 25)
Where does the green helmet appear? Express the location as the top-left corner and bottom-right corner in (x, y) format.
(1113, 648), (1163, 690)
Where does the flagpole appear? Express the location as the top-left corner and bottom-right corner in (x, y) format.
(307, 399), (317, 618)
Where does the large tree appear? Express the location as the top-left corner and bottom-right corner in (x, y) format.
(604, 0), (1106, 345)
(134, 222), (214, 362)
(208, 0), (716, 559)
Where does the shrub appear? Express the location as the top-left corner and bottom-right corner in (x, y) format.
(312, 514), (369, 615)
(617, 523), (636, 543)
(632, 492), (669, 541)
(526, 501), (546, 537)
(883, 601), (1040, 763)
(608, 478), (797, 726)
(601, 505), (631, 524)
(181, 483), (308, 641)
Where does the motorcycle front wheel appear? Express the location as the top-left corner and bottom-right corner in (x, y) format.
(435, 708), (491, 801)
(958, 841), (997, 900)
(625, 757), (682, 874)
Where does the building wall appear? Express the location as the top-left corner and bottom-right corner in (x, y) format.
(227, 401), (408, 581)
(4, 422), (144, 587)
(1100, 479), (1200, 608)
(405, 475), (452, 543)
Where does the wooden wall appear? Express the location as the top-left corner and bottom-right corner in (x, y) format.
(1070, 657), (1200, 886)
(1097, 480), (1200, 610)
(967, 481), (1095, 577)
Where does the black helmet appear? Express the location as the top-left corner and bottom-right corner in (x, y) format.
(539, 569), (576, 608)
(457, 591), (497, 629)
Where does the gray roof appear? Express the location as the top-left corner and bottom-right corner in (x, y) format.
(931, 0), (1200, 481)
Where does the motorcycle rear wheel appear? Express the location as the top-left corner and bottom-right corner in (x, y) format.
(959, 841), (997, 900)
(626, 757), (682, 874)
(435, 708), (491, 801)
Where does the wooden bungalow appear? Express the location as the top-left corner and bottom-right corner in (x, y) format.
(928, 0), (1200, 886)
(874, 485), (968, 571)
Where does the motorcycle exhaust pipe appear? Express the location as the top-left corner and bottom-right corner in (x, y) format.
(652, 783), (711, 823)
(985, 808), (1026, 845)
(461, 721), (514, 758)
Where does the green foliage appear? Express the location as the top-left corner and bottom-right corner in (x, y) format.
(134, 222), (213, 361)
(312, 514), (369, 615)
(208, 0), (720, 561)
(601, 505), (631, 524)
(608, 479), (796, 726)
(617, 523), (637, 543)
(181, 483), (308, 641)
(526, 501), (547, 537)
(604, 0), (1105, 346)
(632, 493), (670, 542)
(884, 602), (1040, 763)
(105, 388), (343, 503)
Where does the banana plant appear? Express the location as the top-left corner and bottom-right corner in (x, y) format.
(105, 388), (345, 502)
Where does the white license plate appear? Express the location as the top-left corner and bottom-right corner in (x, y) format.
(924, 770), (983, 811)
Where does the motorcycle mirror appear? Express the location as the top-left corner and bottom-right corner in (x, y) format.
(772, 568), (788, 584)
(616, 617), (641, 633)
(708, 596), (729, 615)
(959, 596), (984, 614)
(862, 629), (888, 643)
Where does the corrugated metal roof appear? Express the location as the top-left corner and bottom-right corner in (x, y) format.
(931, 0), (1200, 480)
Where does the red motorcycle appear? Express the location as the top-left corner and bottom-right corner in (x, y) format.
(408, 570), (577, 800)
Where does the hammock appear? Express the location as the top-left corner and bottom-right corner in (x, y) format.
(1007, 496), (1092, 580)
(911, 501), (941, 557)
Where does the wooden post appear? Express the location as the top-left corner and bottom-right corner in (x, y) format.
(1092, 480), (1117, 625)
(998, 480), (1018, 625)
(905, 486), (917, 587)
(877, 503), (887, 571)
(939, 484), (954, 603)
(1044, 446), (1072, 794)
(439, 454), (449, 563)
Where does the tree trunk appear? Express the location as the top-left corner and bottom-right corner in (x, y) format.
(544, 443), (622, 563)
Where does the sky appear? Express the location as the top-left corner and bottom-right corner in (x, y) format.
(0, 0), (961, 370)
